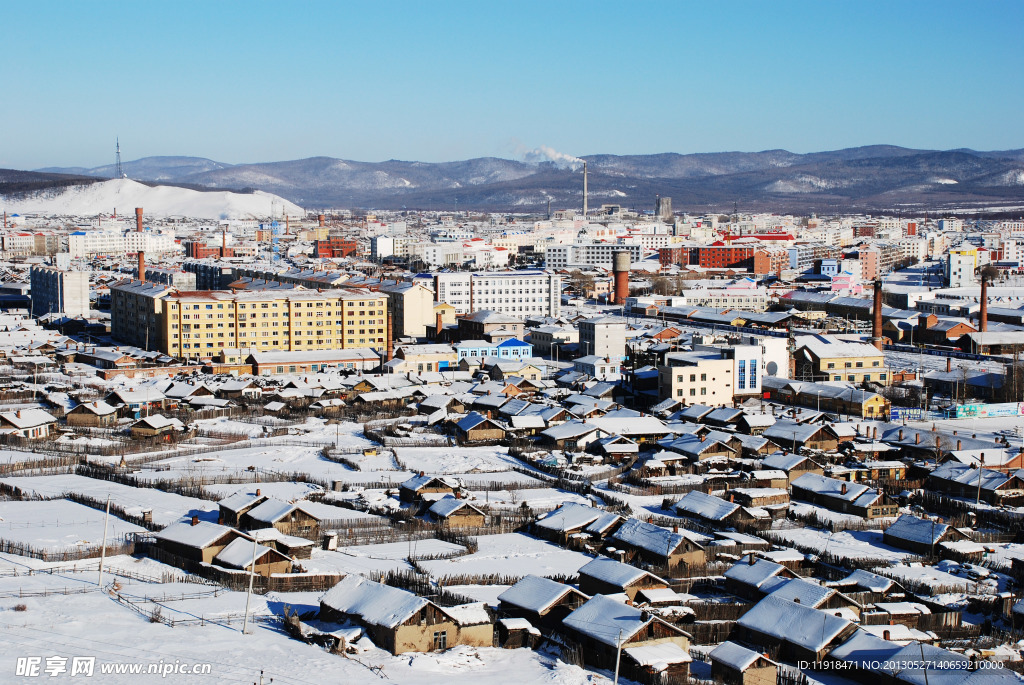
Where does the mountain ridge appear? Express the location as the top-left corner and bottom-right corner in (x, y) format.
(31, 146), (1024, 213)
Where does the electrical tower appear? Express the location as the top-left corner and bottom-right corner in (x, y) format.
(115, 139), (123, 179)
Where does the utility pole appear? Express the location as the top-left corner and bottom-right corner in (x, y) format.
(97, 496), (110, 586)
(613, 629), (624, 685)
(976, 454), (985, 507)
(243, 535), (259, 634)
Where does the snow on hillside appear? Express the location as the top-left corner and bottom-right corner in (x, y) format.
(0, 178), (303, 220)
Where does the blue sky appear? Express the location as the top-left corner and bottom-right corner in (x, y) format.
(3, 1), (1022, 169)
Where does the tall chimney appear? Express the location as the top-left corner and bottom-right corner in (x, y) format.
(135, 207), (144, 233)
(435, 312), (444, 340)
(871, 279), (884, 351)
(582, 161), (588, 218)
(222, 226), (227, 252)
(613, 251), (631, 306)
(980, 276), (988, 332)
(946, 357), (952, 373)
(386, 313), (394, 361)
(138, 251), (146, 283)
(318, 214), (325, 228)
(285, 215), (290, 234)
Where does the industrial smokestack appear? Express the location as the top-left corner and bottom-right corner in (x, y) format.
(436, 312), (444, 341)
(871, 279), (884, 351)
(980, 276), (988, 332)
(386, 313), (394, 362)
(613, 251), (631, 306)
(138, 251), (145, 283)
(135, 208), (143, 233)
(318, 214), (325, 228)
(582, 161), (588, 218)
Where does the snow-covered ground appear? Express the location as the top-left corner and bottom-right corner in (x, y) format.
(770, 527), (914, 564)
(0, 500), (146, 551)
(1, 178), (303, 220)
(396, 445), (523, 474)
(0, 475), (217, 527)
(417, 533), (594, 580)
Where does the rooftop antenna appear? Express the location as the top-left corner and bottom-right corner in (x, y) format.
(115, 138), (124, 179)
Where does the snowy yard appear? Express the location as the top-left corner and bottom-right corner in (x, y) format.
(770, 527), (915, 564)
(0, 500), (146, 551)
(1, 474), (217, 527)
(417, 533), (594, 580)
(395, 445), (524, 474)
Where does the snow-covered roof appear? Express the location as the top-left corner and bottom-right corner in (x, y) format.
(155, 520), (235, 549)
(578, 557), (660, 588)
(737, 595), (852, 652)
(0, 408), (57, 429)
(497, 575), (582, 614)
(70, 400), (118, 416)
(611, 517), (707, 556)
(244, 498), (296, 524)
(723, 558), (788, 588)
(213, 537), (277, 570)
(535, 502), (606, 533)
(218, 490), (266, 514)
(761, 452), (819, 472)
(884, 514), (950, 546)
(837, 569), (898, 593)
(442, 602), (491, 626)
(132, 414), (184, 431)
(320, 575), (428, 629)
(765, 577), (839, 609)
(830, 630), (901, 669)
(624, 642), (691, 671)
(674, 490), (740, 521)
(710, 641), (774, 671)
(791, 473), (881, 509)
(563, 595), (655, 646)
(427, 496), (483, 519)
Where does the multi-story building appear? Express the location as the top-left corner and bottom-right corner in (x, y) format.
(788, 243), (838, 271)
(938, 218), (964, 232)
(68, 229), (176, 258)
(578, 316), (627, 360)
(657, 350), (735, 403)
(138, 268), (197, 290)
(945, 247), (978, 287)
(753, 247), (789, 275)
(694, 243), (755, 270)
(544, 242), (643, 268)
(431, 271), (561, 317)
(29, 267), (90, 317)
(381, 282), (434, 338)
(313, 237), (359, 258)
(110, 282), (389, 360)
(793, 335), (889, 385)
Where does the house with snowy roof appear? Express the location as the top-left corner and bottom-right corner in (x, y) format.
(723, 557), (798, 600)
(154, 518), (248, 564)
(562, 594), (692, 674)
(577, 557), (668, 600)
(212, 537), (292, 577)
(238, 498), (322, 539)
(497, 575), (588, 628)
(710, 641), (777, 685)
(426, 496), (486, 528)
(319, 575), (493, 655)
(609, 517), (708, 570)
(760, 452), (824, 483)
(218, 489), (270, 527)
(790, 473), (897, 519)
(65, 400), (119, 428)
(533, 502), (623, 544)
(882, 514), (969, 556)
(672, 490), (770, 531)
(736, 595), (857, 662)
(399, 473), (462, 503)
(927, 463), (1024, 505)
(0, 408), (57, 439)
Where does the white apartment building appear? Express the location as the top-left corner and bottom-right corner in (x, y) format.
(578, 316), (627, 360)
(938, 219), (964, 232)
(544, 242), (644, 268)
(945, 247), (978, 287)
(897, 237), (928, 263)
(432, 271), (561, 317)
(29, 267), (90, 317)
(67, 229), (177, 258)
(675, 288), (769, 312)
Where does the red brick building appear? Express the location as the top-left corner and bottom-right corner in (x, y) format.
(314, 238), (359, 259)
(696, 243), (755, 269)
(659, 247), (690, 267)
(753, 248), (789, 276)
(184, 242), (234, 259)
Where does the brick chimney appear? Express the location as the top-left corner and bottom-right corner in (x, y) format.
(871, 279), (884, 351)
(980, 275), (988, 332)
(840, 483), (847, 495)
(947, 357), (952, 373)
(191, 515), (199, 526)
(138, 251), (145, 283)
(135, 207), (144, 233)
(435, 312), (444, 341)
(956, 439), (962, 450)
(255, 489), (261, 497)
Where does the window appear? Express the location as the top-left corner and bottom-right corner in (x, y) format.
(689, 374), (696, 382)
(700, 373), (707, 381)
(689, 388), (696, 396)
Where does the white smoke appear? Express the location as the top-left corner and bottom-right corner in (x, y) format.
(519, 145), (585, 170)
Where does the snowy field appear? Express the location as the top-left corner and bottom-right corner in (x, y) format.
(770, 527), (914, 564)
(0, 587), (598, 685)
(395, 445), (523, 474)
(201, 481), (324, 502)
(1, 475), (217, 527)
(0, 500), (146, 551)
(127, 444), (355, 483)
(416, 533), (594, 580)
(463, 487), (588, 511)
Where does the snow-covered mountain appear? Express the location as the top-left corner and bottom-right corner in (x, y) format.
(0, 178), (303, 220)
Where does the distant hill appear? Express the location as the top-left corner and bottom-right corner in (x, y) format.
(35, 146), (1024, 213)
(1, 178), (303, 220)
